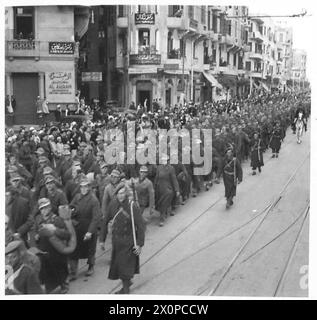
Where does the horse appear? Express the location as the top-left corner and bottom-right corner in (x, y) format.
(294, 112), (305, 144)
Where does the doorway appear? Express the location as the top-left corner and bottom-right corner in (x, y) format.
(12, 73), (39, 124)
(165, 88), (171, 108)
(136, 81), (152, 112)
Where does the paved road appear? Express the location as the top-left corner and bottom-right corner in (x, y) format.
(68, 123), (310, 297)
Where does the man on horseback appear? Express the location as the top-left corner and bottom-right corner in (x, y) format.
(293, 106), (307, 144)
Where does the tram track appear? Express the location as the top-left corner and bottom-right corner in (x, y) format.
(194, 153), (310, 296)
(73, 125), (307, 293)
(125, 151), (309, 295)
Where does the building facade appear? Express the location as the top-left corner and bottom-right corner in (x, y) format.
(77, 5), (118, 107)
(291, 49), (307, 89)
(5, 5), (303, 124)
(5, 5), (90, 124)
(115, 5), (249, 109)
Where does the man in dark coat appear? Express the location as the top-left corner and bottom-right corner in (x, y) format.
(250, 133), (265, 175)
(269, 122), (283, 158)
(154, 156), (180, 226)
(107, 185), (145, 294)
(6, 188), (33, 247)
(69, 176), (101, 279)
(33, 198), (70, 293)
(100, 169), (122, 249)
(222, 148), (243, 209)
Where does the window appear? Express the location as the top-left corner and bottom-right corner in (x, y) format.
(279, 33), (284, 43)
(238, 56), (244, 70)
(14, 6), (34, 39)
(227, 52), (230, 65)
(168, 5), (182, 17)
(180, 38), (186, 57)
(201, 6), (206, 24)
(203, 41), (209, 64)
(246, 61), (251, 71)
(227, 20), (231, 36)
(235, 21), (237, 38)
(138, 29), (150, 53)
(167, 31), (174, 57)
(212, 12), (218, 33)
(233, 53), (237, 67)
(188, 6), (194, 19)
(118, 5), (125, 17)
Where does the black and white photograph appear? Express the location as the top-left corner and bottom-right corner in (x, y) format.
(3, 0), (315, 299)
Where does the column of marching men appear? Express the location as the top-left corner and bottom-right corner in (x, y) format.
(5, 90), (310, 294)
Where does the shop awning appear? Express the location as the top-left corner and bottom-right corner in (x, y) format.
(203, 71), (223, 89)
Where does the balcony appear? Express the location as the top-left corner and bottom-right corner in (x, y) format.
(224, 35), (234, 47)
(6, 40), (79, 59)
(6, 40), (40, 58)
(129, 54), (161, 65)
(166, 17), (184, 29)
(167, 49), (181, 60)
(249, 52), (263, 60)
(251, 70), (264, 78)
(216, 62), (238, 76)
(249, 31), (264, 42)
(243, 44), (251, 52)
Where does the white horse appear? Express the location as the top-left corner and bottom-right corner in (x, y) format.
(295, 112), (305, 144)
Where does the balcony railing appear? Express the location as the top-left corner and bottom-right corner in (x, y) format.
(6, 40), (40, 57)
(249, 52), (263, 60)
(168, 49), (181, 59)
(249, 31), (264, 42)
(138, 45), (158, 55)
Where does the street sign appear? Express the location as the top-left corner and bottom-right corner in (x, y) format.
(82, 72), (103, 82)
(135, 13), (155, 25)
(49, 42), (75, 54)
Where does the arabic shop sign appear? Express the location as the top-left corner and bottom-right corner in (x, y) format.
(45, 71), (75, 103)
(82, 72), (103, 82)
(49, 42), (75, 54)
(130, 54), (161, 65)
(135, 13), (155, 25)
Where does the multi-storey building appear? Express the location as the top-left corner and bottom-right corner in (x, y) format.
(77, 5), (117, 106)
(274, 22), (293, 91)
(5, 5), (90, 124)
(115, 5), (253, 109)
(210, 5), (250, 99)
(291, 49), (307, 89)
(5, 5), (301, 124)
